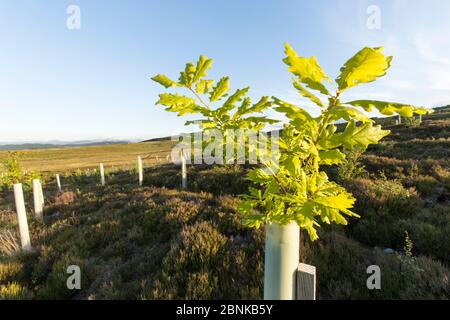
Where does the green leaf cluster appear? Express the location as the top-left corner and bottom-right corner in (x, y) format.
(152, 55), (278, 134)
(152, 43), (431, 240)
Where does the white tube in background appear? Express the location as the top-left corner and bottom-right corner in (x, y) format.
(13, 183), (32, 251)
(32, 179), (44, 221)
(138, 156), (143, 186)
(56, 174), (62, 192)
(181, 153), (187, 189)
(100, 163), (105, 186)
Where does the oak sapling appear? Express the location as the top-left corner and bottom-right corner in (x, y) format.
(151, 55), (279, 164)
(151, 43), (430, 241)
(239, 43), (431, 240)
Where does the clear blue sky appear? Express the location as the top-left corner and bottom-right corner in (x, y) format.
(1, 0), (449, 142)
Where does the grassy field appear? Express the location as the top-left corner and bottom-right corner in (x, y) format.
(0, 140), (177, 173)
(0, 111), (449, 299)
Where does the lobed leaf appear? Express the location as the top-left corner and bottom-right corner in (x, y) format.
(209, 77), (230, 102)
(329, 106), (372, 123)
(336, 47), (392, 91)
(345, 100), (430, 117)
(156, 93), (205, 116)
(293, 79), (324, 108)
(151, 74), (178, 88)
(195, 79), (214, 94)
(192, 55), (213, 83)
(330, 120), (390, 150)
(283, 42), (331, 95)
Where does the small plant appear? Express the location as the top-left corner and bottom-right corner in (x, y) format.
(0, 152), (40, 191)
(403, 116), (422, 128)
(337, 148), (367, 182)
(395, 231), (424, 297)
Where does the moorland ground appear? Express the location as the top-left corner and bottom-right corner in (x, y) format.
(0, 109), (449, 299)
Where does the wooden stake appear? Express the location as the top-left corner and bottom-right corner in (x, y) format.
(296, 263), (316, 300)
(13, 183), (31, 251)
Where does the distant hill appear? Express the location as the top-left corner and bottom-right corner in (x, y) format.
(0, 140), (130, 151)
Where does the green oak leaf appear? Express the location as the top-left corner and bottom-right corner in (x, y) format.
(192, 55), (213, 83)
(209, 77), (230, 102)
(293, 79), (324, 108)
(195, 79), (214, 94)
(329, 106), (372, 123)
(330, 120), (390, 150)
(178, 62), (197, 87)
(336, 47), (392, 91)
(283, 42), (331, 95)
(156, 93), (205, 116)
(151, 74), (178, 88)
(272, 97), (313, 122)
(345, 100), (430, 117)
(318, 149), (346, 165)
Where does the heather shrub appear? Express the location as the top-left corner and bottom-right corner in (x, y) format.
(144, 164), (249, 195)
(346, 177), (422, 218)
(336, 148), (367, 183)
(404, 175), (439, 198)
(307, 232), (449, 299)
(151, 220), (263, 299)
(53, 191), (77, 206)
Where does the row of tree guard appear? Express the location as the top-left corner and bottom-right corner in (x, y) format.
(9, 153), (313, 300)
(10, 155), (188, 250)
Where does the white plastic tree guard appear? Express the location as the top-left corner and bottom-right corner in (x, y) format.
(32, 179), (44, 221)
(264, 222), (300, 300)
(56, 174), (62, 192)
(138, 156), (143, 186)
(181, 153), (187, 189)
(13, 183), (32, 251)
(100, 163), (105, 186)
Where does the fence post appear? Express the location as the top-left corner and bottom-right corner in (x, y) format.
(100, 163), (105, 186)
(181, 152), (187, 189)
(32, 179), (44, 221)
(264, 222), (299, 300)
(56, 174), (62, 192)
(13, 183), (32, 251)
(138, 156), (143, 186)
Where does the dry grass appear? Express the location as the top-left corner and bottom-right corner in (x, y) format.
(0, 230), (20, 256)
(0, 140), (177, 173)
